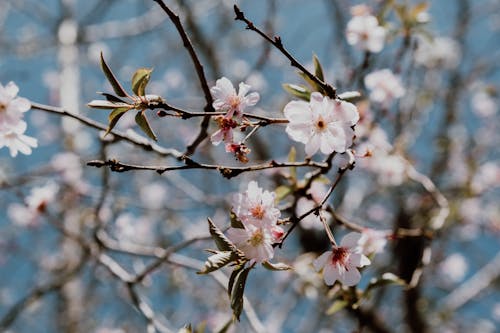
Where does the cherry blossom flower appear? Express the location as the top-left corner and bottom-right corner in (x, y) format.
(233, 181), (280, 227)
(0, 81), (31, 126)
(346, 14), (386, 53)
(227, 223), (275, 263)
(210, 77), (260, 119)
(471, 90), (497, 117)
(284, 92), (359, 156)
(210, 116), (238, 145)
(313, 232), (370, 286)
(364, 69), (405, 106)
(0, 121), (38, 157)
(296, 181), (329, 230)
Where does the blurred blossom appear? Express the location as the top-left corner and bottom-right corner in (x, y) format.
(0, 121), (38, 157)
(297, 181), (329, 230)
(414, 36), (461, 69)
(285, 92), (359, 156)
(471, 161), (500, 193)
(493, 303), (500, 321)
(95, 328), (125, 333)
(139, 182), (168, 210)
(8, 182), (59, 227)
(51, 152), (88, 193)
(364, 69), (405, 106)
(346, 12), (386, 53)
(438, 253), (468, 283)
(87, 42), (111, 65)
(471, 90), (497, 118)
(359, 228), (389, 255)
(115, 213), (155, 245)
(366, 203), (390, 222)
(229, 59), (251, 79)
(245, 72), (268, 92)
(313, 232), (370, 286)
(163, 68), (186, 91)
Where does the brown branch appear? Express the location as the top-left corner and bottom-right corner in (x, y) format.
(86, 158), (327, 179)
(152, 0), (215, 156)
(233, 5), (337, 99)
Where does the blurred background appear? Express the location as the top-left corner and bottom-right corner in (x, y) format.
(0, 0), (499, 332)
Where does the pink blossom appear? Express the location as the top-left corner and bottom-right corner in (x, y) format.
(313, 232), (370, 286)
(210, 116), (238, 145)
(0, 121), (38, 157)
(346, 14), (386, 53)
(210, 77), (260, 119)
(233, 181), (280, 227)
(227, 223), (275, 263)
(0, 81), (31, 126)
(284, 92), (359, 156)
(7, 182), (58, 227)
(364, 69), (405, 106)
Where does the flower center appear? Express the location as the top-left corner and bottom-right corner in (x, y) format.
(331, 246), (349, 268)
(315, 117), (327, 131)
(249, 228), (264, 246)
(250, 204), (265, 219)
(0, 103), (5, 113)
(228, 95), (241, 110)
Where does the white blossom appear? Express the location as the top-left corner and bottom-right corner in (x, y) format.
(0, 121), (38, 157)
(313, 232), (370, 286)
(346, 14), (386, 53)
(227, 223), (275, 263)
(364, 69), (405, 106)
(414, 36), (461, 69)
(233, 181), (280, 227)
(210, 77), (259, 119)
(284, 92), (359, 156)
(358, 229), (389, 255)
(0, 81), (31, 126)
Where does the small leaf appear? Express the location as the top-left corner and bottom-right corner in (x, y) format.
(230, 267), (251, 321)
(262, 261), (292, 271)
(100, 52), (128, 97)
(135, 111), (158, 141)
(274, 185), (291, 202)
(365, 272), (406, 294)
(312, 54), (325, 82)
(207, 218), (236, 252)
(105, 107), (130, 136)
(230, 211), (245, 229)
(132, 68), (153, 96)
(195, 321), (207, 333)
(87, 100), (130, 109)
(326, 300), (349, 315)
(97, 92), (128, 103)
(298, 71), (318, 91)
(337, 91), (362, 102)
(282, 83), (311, 101)
(197, 251), (235, 274)
(228, 265), (245, 298)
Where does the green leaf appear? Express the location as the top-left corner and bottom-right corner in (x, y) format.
(288, 146), (297, 181)
(194, 321), (206, 333)
(227, 265), (245, 297)
(326, 300), (349, 315)
(131, 68), (153, 96)
(230, 211), (245, 229)
(100, 52), (128, 97)
(135, 111), (158, 141)
(97, 92), (128, 103)
(282, 83), (311, 101)
(207, 218), (236, 252)
(274, 185), (291, 203)
(298, 71), (318, 91)
(230, 267), (251, 321)
(337, 91), (362, 102)
(262, 261), (292, 271)
(197, 251), (235, 274)
(365, 272), (406, 294)
(312, 54), (325, 82)
(105, 107), (130, 136)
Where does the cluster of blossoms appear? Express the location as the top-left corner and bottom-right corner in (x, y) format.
(0, 82), (37, 157)
(210, 77), (259, 162)
(284, 92), (360, 156)
(226, 181), (284, 263)
(345, 5), (386, 53)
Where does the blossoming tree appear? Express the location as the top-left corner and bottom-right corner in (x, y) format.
(0, 1), (499, 332)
